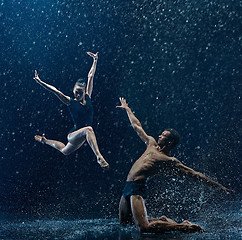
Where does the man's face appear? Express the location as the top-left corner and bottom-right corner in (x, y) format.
(158, 130), (171, 147)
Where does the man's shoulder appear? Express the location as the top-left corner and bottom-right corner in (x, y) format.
(146, 136), (157, 145)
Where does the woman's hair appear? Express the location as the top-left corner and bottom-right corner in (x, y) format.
(75, 78), (86, 87)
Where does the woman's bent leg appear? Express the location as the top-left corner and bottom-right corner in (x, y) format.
(68, 126), (109, 168)
(35, 135), (85, 155)
(35, 127), (109, 168)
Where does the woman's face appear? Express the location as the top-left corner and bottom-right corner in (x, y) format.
(73, 85), (85, 101)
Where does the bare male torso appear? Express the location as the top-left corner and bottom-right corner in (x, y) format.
(126, 139), (174, 182)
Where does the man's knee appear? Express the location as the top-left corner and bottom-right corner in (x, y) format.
(119, 219), (128, 226)
(137, 223), (149, 233)
(119, 212), (134, 226)
(120, 217), (135, 226)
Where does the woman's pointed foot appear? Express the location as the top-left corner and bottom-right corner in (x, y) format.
(97, 156), (109, 170)
(34, 135), (47, 144)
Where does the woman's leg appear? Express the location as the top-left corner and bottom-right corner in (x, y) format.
(35, 126), (109, 168)
(68, 126), (109, 168)
(34, 135), (85, 155)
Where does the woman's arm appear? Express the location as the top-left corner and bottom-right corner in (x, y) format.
(86, 52), (98, 98)
(33, 70), (70, 105)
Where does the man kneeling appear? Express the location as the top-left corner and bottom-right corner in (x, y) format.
(117, 97), (232, 234)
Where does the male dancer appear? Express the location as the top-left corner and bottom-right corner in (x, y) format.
(117, 97), (232, 233)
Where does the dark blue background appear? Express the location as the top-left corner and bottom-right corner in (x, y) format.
(0, 0), (241, 219)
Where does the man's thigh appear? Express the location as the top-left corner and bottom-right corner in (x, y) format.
(119, 196), (133, 225)
(130, 195), (149, 229)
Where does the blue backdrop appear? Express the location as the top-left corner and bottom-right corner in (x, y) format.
(0, 0), (241, 219)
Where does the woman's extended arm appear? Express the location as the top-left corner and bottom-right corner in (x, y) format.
(33, 70), (70, 105)
(86, 52), (98, 98)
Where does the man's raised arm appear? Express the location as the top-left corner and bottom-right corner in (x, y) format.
(117, 97), (154, 145)
(172, 158), (233, 194)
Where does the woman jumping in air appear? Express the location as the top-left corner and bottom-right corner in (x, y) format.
(34, 52), (109, 169)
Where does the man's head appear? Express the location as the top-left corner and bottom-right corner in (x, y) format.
(158, 128), (180, 149)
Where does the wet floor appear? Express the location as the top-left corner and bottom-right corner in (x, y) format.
(0, 201), (241, 240)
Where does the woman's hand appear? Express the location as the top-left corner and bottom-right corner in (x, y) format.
(116, 97), (129, 110)
(33, 70), (41, 83)
(87, 51), (98, 60)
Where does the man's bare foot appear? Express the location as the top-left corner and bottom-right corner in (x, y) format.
(34, 135), (47, 144)
(160, 215), (177, 223)
(97, 156), (109, 169)
(180, 220), (205, 233)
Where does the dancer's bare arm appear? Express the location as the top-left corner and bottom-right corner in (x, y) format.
(33, 70), (70, 105)
(86, 52), (98, 98)
(172, 158), (233, 194)
(117, 97), (155, 146)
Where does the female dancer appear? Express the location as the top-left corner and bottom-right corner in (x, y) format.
(34, 52), (109, 169)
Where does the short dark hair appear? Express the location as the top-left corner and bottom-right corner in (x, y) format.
(75, 78), (86, 87)
(164, 128), (180, 147)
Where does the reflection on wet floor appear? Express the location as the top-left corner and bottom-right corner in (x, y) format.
(0, 202), (241, 240)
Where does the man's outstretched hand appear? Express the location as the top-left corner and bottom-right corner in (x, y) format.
(116, 97), (129, 110)
(222, 186), (235, 195)
(33, 70), (41, 83)
(87, 51), (98, 60)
